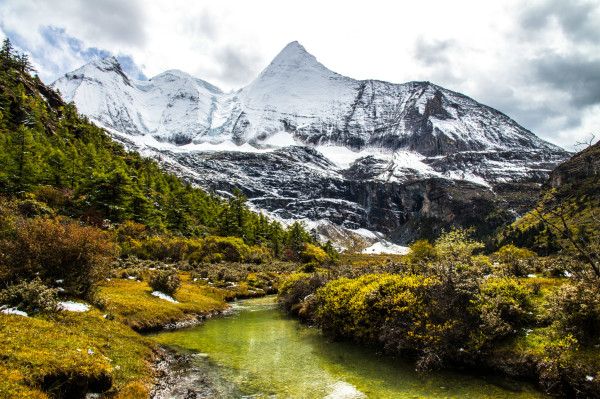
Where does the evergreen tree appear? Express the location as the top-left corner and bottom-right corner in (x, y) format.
(0, 53), (319, 259)
(1, 38), (13, 59)
(286, 221), (308, 256)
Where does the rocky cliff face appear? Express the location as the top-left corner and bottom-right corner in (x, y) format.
(52, 42), (571, 248)
(547, 141), (600, 189)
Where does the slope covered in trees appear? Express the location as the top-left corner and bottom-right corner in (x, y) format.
(497, 139), (600, 263)
(0, 39), (331, 293)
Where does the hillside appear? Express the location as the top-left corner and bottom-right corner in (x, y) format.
(499, 139), (600, 256)
(0, 40), (331, 398)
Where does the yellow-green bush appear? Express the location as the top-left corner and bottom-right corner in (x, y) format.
(300, 243), (328, 265)
(406, 239), (437, 264)
(315, 274), (439, 344)
(473, 276), (533, 345)
(278, 272), (328, 315)
(127, 235), (251, 264)
(495, 244), (536, 276)
(434, 227), (484, 262)
(247, 245), (273, 264)
(548, 279), (600, 345)
(300, 270), (536, 370)
(198, 236), (250, 263)
(127, 235), (189, 261)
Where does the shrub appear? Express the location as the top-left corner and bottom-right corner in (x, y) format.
(15, 198), (54, 217)
(548, 279), (600, 345)
(33, 186), (72, 209)
(473, 276), (533, 344)
(199, 236), (250, 263)
(495, 244), (536, 276)
(278, 272), (328, 315)
(245, 273), (271, 290)
(116, 220), (147, 256)
(0, 277), (59, 314)
(128, 236), (189, 261)
(312, 272), (535, 370)
(406, 239), (437, 264)
(316, 274), (440, 345)
(247, 245), (274, 264)
(300, 243), (328, 265)
(435, 228), (484, 262)
(282, 248), (298, 262)
(148, 270), (181, 296)
(0, 216), (116, 298)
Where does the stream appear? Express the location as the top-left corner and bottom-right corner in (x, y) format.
(150, 296), (546, 399)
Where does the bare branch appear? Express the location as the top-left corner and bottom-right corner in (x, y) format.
(530, 199), (600, 278)
(575, 133), (596, 148)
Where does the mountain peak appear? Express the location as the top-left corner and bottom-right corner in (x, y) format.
(91, 56), (122, 71)
(259, 41), (334, 78)
(151, 69), (223, 94)
(278, 41), (311, 58)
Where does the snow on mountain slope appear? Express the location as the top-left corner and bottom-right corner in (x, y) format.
(52, 41), (572, 247)
(53, 42), (563, 158)
(54, 57), (225, 144)
(232, 41), (359, 144)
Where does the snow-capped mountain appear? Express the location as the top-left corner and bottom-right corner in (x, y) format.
(54, 41), (560, 155)
(52, 41), (570, 249)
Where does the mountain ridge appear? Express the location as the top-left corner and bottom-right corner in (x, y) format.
(52, 41), (571, 248)
(53, 42), (563, 155)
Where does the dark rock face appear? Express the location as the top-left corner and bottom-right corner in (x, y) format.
(155, 146), (542, 243)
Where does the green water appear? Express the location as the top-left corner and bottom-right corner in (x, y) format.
(151, 296), (546, 399)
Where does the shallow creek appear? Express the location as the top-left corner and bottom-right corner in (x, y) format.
(150, 296), (546, 399)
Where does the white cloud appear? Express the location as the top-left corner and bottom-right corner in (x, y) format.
(1, 0), (599, 150)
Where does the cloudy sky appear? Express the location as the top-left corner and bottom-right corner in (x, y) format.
(1, 0), (599, 150)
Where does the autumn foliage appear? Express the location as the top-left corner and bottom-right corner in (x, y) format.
(0, 216), (116, 297)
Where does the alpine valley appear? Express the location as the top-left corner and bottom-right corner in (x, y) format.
(52, 41), (570, 251)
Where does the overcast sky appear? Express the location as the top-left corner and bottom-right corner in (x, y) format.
(1, 0), (599, 150)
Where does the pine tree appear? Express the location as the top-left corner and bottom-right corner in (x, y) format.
(286, 221), (308, 256)
(1, 38), (14, 61)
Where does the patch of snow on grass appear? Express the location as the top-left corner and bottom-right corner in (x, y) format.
(58, 301), (90, 312)
(151, 291), (179, 303)
(0, 306), (28, 317)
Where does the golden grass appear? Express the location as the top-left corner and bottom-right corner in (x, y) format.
(0, 308), (154, 398)
(0, 365), (49, 399)
(0, 272), (280, 397)
(99, 278), (229, 331)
